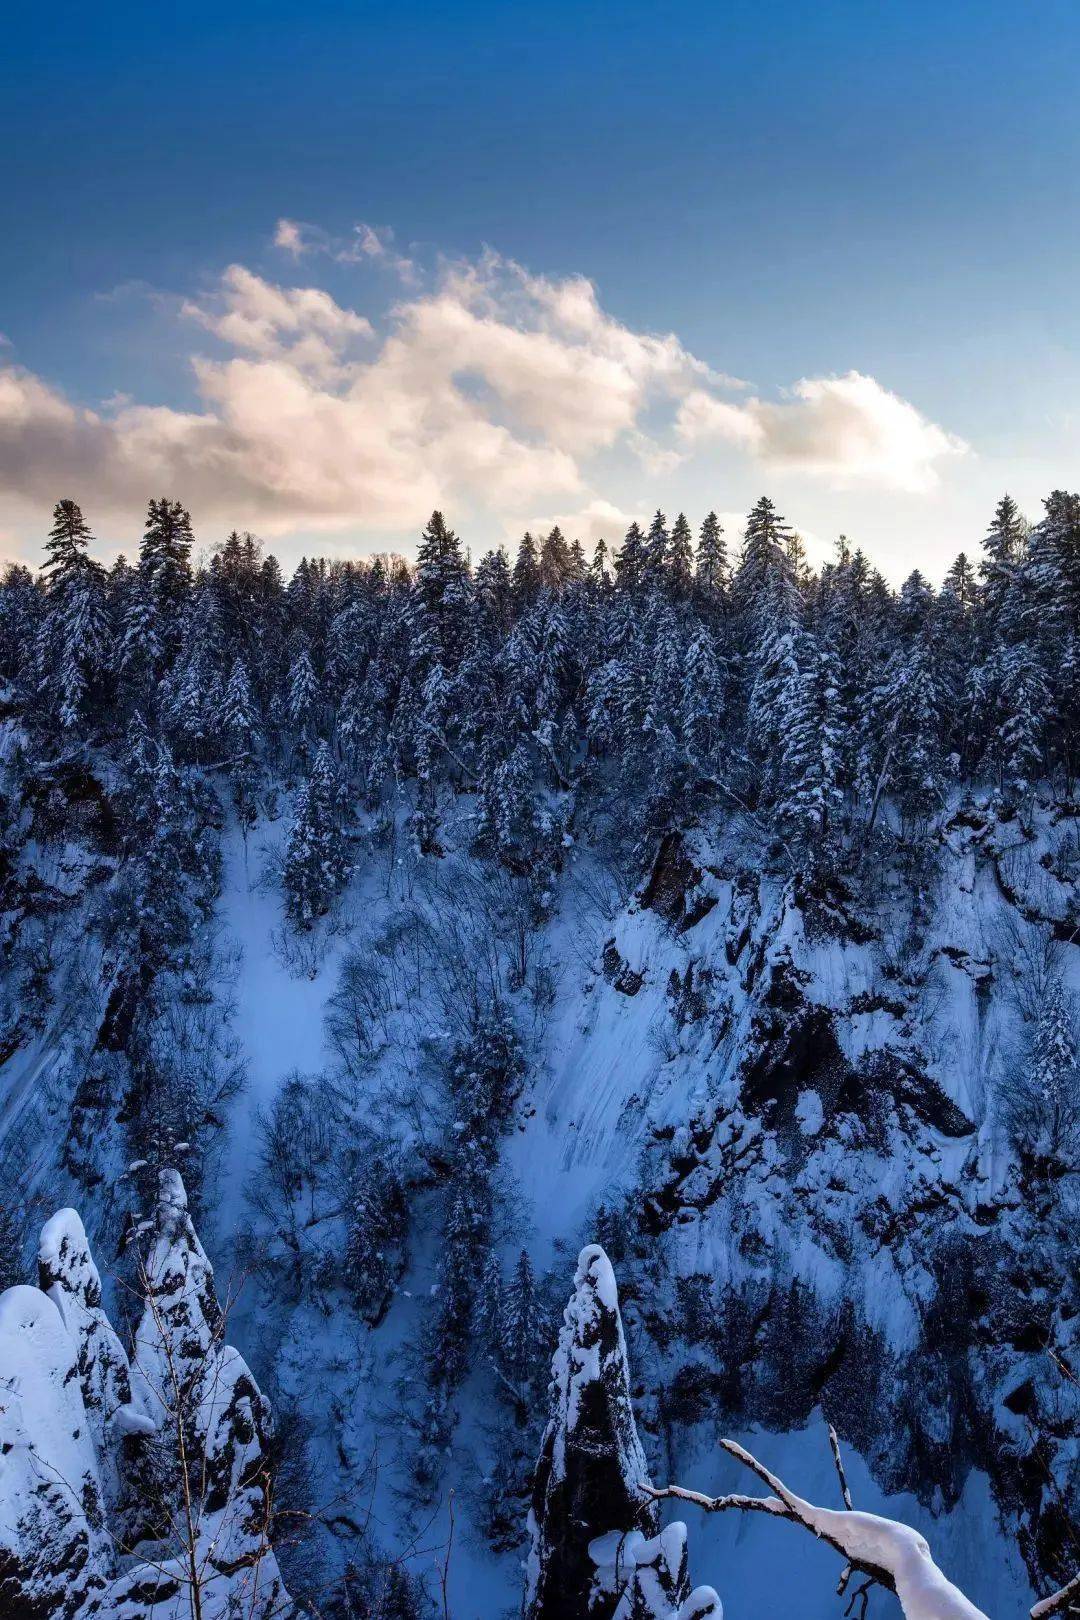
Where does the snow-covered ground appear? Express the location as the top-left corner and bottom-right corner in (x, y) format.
(215, 820), (340, 1241)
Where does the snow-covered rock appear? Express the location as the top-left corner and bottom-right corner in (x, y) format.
(0, 1284), (109, 1620)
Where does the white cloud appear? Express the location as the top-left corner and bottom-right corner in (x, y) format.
(273, 217), (419, 284)
(0, 238), (968, 544)
(182, 265), (373, 382)
(524, 498), (642, 548)
(351, 224), (418, 285)
(272, 218), (307, 258)
(677, 370), (968, 492)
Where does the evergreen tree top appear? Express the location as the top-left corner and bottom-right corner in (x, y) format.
(43, 499), (99, 585)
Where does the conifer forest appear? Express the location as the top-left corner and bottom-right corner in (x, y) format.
(3, 489), (1080, 1620)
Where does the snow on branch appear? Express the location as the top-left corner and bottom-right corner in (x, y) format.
(1031, 1570), (1080, 1620)
(643, 1435), (993, 1620)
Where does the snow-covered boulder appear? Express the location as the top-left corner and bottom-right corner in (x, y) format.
(590, 1522), (723, 1620)
(38, 1208), (154, 1516)
(0, 1284), (109, 1620)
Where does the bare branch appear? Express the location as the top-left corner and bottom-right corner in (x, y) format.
(1032, 1569), (1080, 1620)
(645, 1435), (992, 1620)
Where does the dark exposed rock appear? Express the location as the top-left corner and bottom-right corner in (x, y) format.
(602, 939), (644, 996)
(640, 832), (718, 933)
(526, 1246), (656, 1620)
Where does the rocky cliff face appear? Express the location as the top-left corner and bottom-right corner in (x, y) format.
(560, 806), (1080, 1591)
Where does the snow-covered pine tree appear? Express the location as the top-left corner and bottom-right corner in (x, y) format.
(944, 551), (978, 615)
(55, 563), (111, 729)
(141, 497), (193, 618)
(282, 739), (349, 925)
(931, 562), (979, 770)
(323, 596), (371, 707)
(640, 602), (688, 814)
(513, 531), (542, 611)
(591, 537), (612, 590)
(775, 632), (844, 862)
(415, 509), (472, 668)
(41, 497), (95, 585)
(678, 628), (727, 774)
(477, 738), (540, 869)
(896, 568), (935, 641)
(119, 499), (191, 694)
(221, 654), (261, 821)
(500, 1248), (546, 1419)
(164, 645), (212, 760)
(525, 1244), (657, 1620)
(694, 511), (729, 607)
(667, 512), (694, 601)
(475, 1247), (505, 1358)
(0, 561), (43, 687)
(746, 614), (801, 805)
(1028, 490), (1080, 643)
(540, 526), (572, 591)
(38, 500), (111, 730)
(475, 545), (514, 638)
(413, 1168), (493, 1491)
(119, 576), (164, 699)
(643, 510), (669, 589)
(334, 673), (364, 759)
(868, 641), (946, 831)
(979, 494), (1027, 636)
(614, 522), (647, 594)
(995, 640), (1050, 815)
(221, 654), (260, 757)
(162, 586), (225, 761)
(732, 496), (800, 633)
(1006, 977), (1080, 1192)
(287, 642), (319, 742)
(343, 1149), (409, 1325)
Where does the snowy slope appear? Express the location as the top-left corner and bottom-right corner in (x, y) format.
(182, 794), (1069, 1617)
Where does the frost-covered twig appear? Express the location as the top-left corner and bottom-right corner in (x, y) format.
(644, 1436), (991, 1620)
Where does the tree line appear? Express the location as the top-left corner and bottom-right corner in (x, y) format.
(3, 488), (1079, 909)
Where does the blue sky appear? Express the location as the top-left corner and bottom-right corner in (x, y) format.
(2, 0), (1079, 578)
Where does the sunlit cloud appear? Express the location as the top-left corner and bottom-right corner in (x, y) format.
(524, 498), (642, 548)
(0, 233), (968, 543)
(677, 371), (968, 492)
